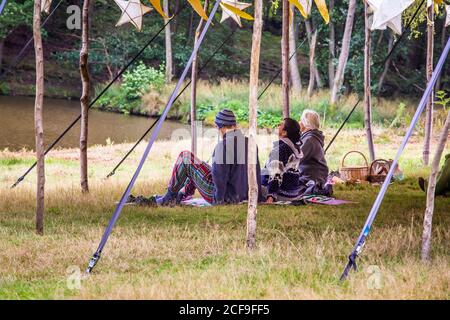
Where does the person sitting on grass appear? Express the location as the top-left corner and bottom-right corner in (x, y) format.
(418, 153), (450, 196)
(297, 109), (332, 196)
(131, 109), (262, 206)
(262, 118), (304, 203)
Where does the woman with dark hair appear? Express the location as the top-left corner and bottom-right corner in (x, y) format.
(262, 118), (304, 203)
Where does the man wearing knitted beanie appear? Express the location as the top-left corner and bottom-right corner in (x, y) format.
(150, 109), (262, 205)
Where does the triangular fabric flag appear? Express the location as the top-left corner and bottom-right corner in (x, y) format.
(114, 0), (153, 31)
(220, 0), (253, 27)
(288, 0), (312, 18)
(148, 0), (168, 18)
(367, 0), (415, 35)
(313, 0), (329, 24)
(187, 0), (209, 21)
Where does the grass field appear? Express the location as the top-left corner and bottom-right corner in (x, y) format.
(0, 129), (449, 299)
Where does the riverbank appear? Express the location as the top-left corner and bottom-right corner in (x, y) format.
(1, 129), (449, 299)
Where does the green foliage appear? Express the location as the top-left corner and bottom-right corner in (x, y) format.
(122, 62), (165, 99)
(0, 0), (33, 39)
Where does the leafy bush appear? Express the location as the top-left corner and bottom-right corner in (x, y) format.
(122, 62), (165, 99)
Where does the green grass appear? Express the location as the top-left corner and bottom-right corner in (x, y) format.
(0, 129), (449, 299)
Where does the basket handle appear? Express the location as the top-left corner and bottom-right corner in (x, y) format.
(341, 150), (369, 168)
(369, 159), (390, 174)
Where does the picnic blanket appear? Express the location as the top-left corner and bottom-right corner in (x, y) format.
(180, 195), (354, 207)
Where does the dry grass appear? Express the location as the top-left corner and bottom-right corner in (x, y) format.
(0, 129), (449, 299)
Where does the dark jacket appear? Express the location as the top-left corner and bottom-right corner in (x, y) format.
(211, 129), (262, 204)
(262, 138), (303, 200)
(299, 129), (329, 184)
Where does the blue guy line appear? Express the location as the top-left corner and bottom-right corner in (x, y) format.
(85, 0), (222, 274)
(340, 37), (450, 281)
(0, 0), (7, 15)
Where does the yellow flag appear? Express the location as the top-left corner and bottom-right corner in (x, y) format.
(187, 0), (209, 21)
(148, 0), (168, 18)
(313, 0), (329, 24)
(220, 2), (254, 21)
(288, 0), (308, 18)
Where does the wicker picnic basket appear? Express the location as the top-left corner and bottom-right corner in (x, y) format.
(339, 151), (369, 182)
(368, 159), (392, 184)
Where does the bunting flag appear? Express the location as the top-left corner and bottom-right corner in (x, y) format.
(220, 0), (253, 27)
(114, 0), (153, 31)
(288, 0), (329, 24)
(148, 0), (168, 18)
(41, 0), (52, 14)
(366, 0), (415, 35)
(187, 0), (209, 20)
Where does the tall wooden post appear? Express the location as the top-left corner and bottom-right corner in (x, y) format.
(281, 0), (290, 117)
(190, 0), (209, 154)
(364, 1), (375, 161)
(164, 0), (173, 83)
(328, 0), (335, 89)
(422, 111), (450, 261)
(423, 5), (435, 165)
(33, 0), (45, 235)
(80, 0), (90, 193)
(246, 0), (263, 250)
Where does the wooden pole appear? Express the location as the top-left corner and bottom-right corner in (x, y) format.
(33, 0), (45, 235)
(289, 4), (302, 95)
(164, 0), (173, 83)
(246, 0), (263, 250)
(423, 5), (435, 165)
(190, 0), (209, 154)
(307, 26), (318, 97)
(80, 0), (90, 193)
(421, 111), (450, 262)
(281, 0), (290, 117)
(364, 1), (375, 162)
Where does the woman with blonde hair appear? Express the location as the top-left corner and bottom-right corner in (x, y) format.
(298, 109), (331, 195)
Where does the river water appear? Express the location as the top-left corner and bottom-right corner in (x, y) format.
(0, 96), (188, 151)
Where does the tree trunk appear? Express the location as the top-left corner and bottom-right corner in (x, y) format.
(377, 33), (393, 96)
(247, 0), (263, 251)
(190, 0), (209, 154)
(421, 110), (450, 262)
(33, 0), (45, 235)
(164, 0), (173, 83)
(289, 5), (302, 96)
(281, 0), (290, 118)
(328, 0), (335, 89)
(331, 0), (357, 105)
(364, 1), (375, 162)
(305, 18), (322, 93)
(79, 0), (90, 193)
(423, 5), (434, 165)
(307, 28), (318, 97)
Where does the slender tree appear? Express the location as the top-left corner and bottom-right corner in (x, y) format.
(328, 0), (335, 88)
(307, 26), (318, 97)
(281, 0), (290, 117)
(80, 0), (90, 193)
(377, 33), (393, 96)
(364, 0), (375, 161)
(331, 0), (357, 104)
(423, 4), (435, 165)
(190, 0), (209, 154)
(247, 0), (263, 250)
(33, 0), (45, 235)
(289, 4), (302, 95)
(164, 0), (173, 83)
(421, 110), (450, 261)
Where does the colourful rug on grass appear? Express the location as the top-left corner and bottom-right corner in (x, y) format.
(181, 196), (354, 207)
